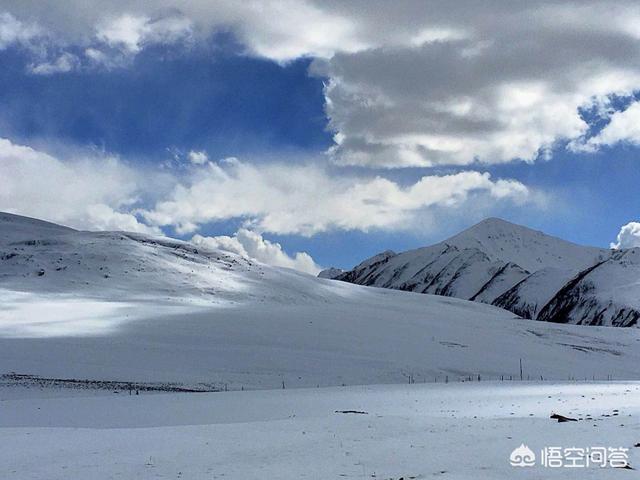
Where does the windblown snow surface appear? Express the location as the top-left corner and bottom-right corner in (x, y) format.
(1, 212), (639, 478)
(336, 218), (640, 327)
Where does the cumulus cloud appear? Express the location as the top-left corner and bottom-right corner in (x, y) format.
(611, 222), (640, 249)
(0, 11), (42, 50)
(0, 137), (157, 234)
(5, 2), (640, 165)
(28, 52), (81, 75)
(315, 10), (640, 166)
(188, 150), (208, 165)
(309, 2), (640, 167)
(2, 1), (364, 62)
(142, 157), (531, 236)
(96, 12), (193, 55)
(1, 136), (534, 240)
(76, 12), (194, 69)
(192, 229), (321, 274)
(84, 204), (161, 234)
(0, 8), (193, 72)
(581, 101), (640, 150)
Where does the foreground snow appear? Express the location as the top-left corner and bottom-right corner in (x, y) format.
(1, 382), (638, 479)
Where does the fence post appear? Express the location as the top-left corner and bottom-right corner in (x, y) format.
(519, 358), (523, 381)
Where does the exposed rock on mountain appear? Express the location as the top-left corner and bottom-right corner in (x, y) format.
(336, 218), (636, 327)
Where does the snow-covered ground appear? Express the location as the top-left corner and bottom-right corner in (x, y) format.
(2, 287), (640, 389)
(1, 382), (638, 479)
(2, 212), (639, 478)
(2, 212), (638, 389)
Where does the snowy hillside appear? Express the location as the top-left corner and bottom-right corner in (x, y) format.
(335, 218), (639, 327)
(1, 211), (639, 388)
(538, 249), (640, 327)
(0, 212), (348, 307)
(0, 212), (75, 243)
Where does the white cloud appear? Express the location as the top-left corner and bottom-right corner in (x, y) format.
(1, 137), (534, 239)
(96, 13), (193, 55)
(317, 42), (640, 167)
(142, 157), (531, 236)
(96, 14), (148, 53)
(0, 137), (157, 234)
(0, 9), (194, 72)
(84, 204), (160, 234)
(581, 101), (640, 150)
(207, 0), (365, 62)
(83, 46), (127, 69)
(0, 11), (41, 50)
(2, 1), (365, 62)
(192, 229), (321, 274)
(306, 1), (640, 167)
(325, 2), (640, 167)
(7, 2), (640, 165)
(28, 52), (80, 75)
(611, 222), (640, 249)
(188, 150), (208, 165)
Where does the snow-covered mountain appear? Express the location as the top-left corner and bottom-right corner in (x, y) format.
(335, 218), (637, 327)
(2, 211), (639, 388)
(537, 248), (640, 327)
(317, 267), (344, 279)
(0, 212), (348, 307)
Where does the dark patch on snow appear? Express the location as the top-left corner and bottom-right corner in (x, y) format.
(550, 413), (577, 422)
(1, 373), (221, 393)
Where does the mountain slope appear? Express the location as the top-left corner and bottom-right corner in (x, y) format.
(491, 267), (578, 319)
(0, 211), (75, 243)
(538, 248), (640, 327)
(335, 218), (638, 327)
(1, 211), (638, 387)
(0, 212), (341, 306)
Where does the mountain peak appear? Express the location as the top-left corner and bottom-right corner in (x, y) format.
(475, 217), (514, 226)
(337, 217), (630, 326)
(441, 218), (605, 272)
(457, 217), (537, 237)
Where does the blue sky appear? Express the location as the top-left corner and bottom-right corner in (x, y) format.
(2, 2), (640, 272)
(0, 36), (330, 159)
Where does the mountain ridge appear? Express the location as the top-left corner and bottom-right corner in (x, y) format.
(333, 218), (637, 327)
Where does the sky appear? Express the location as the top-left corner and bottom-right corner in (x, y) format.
(1, 1), (640, 274)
